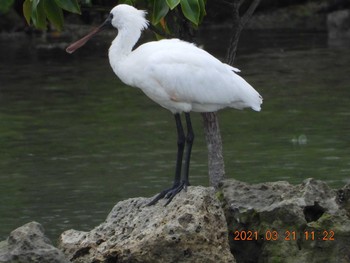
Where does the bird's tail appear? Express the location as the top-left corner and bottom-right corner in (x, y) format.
(251, 94), (263, 112)
(235, 74), (263, 112)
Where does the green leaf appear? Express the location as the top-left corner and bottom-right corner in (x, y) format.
(0, 0), (14, 14)
(23, 0), (32, 25)
(180, 0), (200, 25)
(166, 0), (180, 10)
(31, 0), (47, 30)
(54, 0), (81, 14)
(198, 0), (206, 23)
(152, 0), (169, 25)
(44, 0), (64, 31)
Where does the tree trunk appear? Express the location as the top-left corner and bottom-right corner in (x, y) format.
(201, 112), (225, 188)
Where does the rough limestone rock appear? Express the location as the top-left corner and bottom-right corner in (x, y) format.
(58, 186), (235, 263)
(337, 183), (350, 217)
(0, 221), (68, 263)
(220, 178), (350, 263)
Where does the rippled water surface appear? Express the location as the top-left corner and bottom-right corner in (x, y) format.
(0, 29), (349, 240)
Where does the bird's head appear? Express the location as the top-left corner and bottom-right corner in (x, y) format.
(109, 4), (148, 31)
(66, 4), (148, 54)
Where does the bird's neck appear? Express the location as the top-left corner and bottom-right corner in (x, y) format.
(109, 27), (141, 59)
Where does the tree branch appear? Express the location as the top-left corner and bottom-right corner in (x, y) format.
(225, 0), (261, 64)
(241, 0), (261, 27)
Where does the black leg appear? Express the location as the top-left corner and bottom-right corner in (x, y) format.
(173, 113), (186, 187)
(147, 113), (186, 206)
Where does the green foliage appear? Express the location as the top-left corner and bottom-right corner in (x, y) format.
(120, 0), (204, 25)
(150, 0), (207, 26)
(43, 0), (64, 30)
(151, 0), (169, 25)
(180, 0), (200, 25)
(21, 0), (206, 31)
(23, 0), (81, 31)
(166, 0), (180, 10)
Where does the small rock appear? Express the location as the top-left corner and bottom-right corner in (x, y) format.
(58, 186), (235, 263)
(0, 221), (68, 263)
(327, 9), (350, 39)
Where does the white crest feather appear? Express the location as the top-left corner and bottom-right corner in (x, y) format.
(110, 4), (149, 32)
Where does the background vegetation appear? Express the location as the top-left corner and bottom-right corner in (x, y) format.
(0, 0), (337, 34)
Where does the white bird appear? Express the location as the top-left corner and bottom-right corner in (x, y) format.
(66, 4), (262, 205)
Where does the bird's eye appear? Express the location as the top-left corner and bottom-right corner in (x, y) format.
(106, 13), (113, 23)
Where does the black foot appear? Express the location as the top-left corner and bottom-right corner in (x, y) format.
(147, 181), (189, 206)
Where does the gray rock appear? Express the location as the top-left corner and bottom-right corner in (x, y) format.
(337, 183), (350, 216)
(0, 221), (68, 263)
(58, 186), (235, 263)
(220, 178), (350, 263)
(327, 9), (350, 39)
(3, 179), (348, 263)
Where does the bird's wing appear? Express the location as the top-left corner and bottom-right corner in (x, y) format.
(129, 39), (262, 111)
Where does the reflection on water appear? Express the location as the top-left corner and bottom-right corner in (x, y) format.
(0, 29), (349, 241)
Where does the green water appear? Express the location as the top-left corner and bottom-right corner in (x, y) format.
(0, 30), (349, 241)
